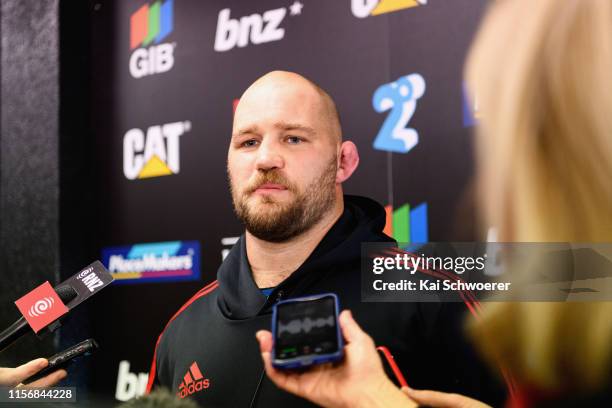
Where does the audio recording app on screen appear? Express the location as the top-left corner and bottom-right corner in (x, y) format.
(275, 296), (339, 359)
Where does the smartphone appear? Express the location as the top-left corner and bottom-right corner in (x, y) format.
(271, 293), (343, 370)
(377, 346), (408, 388)
(23, 338), (99, 384)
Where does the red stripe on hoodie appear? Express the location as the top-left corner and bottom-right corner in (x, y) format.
(146, 280), (219, 393)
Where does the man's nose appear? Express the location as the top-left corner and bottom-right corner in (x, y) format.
(255, 139), (284, 171)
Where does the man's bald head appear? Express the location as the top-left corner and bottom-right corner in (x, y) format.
(228, 71), (360, 242)
(234, 71), (342, 144)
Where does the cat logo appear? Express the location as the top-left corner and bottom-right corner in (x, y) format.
(351, 0), (426, 18)
(123, 121), (191, 180)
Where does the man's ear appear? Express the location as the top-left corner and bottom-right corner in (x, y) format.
(336, 141), (359, 183)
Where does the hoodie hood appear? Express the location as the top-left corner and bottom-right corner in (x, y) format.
(216, 195), (394, 319)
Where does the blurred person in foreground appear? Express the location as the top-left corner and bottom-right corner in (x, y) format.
(256, 0), (612, 406)
(118, 388), (199, 408)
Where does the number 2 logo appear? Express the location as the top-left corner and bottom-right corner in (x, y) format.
(372, 74), (426, 154)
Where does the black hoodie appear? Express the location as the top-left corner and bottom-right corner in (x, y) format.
(147, 195), (505, 407)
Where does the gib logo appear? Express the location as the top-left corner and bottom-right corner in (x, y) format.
(214, 1), (304, 52)
(123, 121), (190, 180)
(372, 74), (426, 153)
(352, 0), (426, 18)
(102, 241), (201, 285)
(129, 0), (175, 78)
(384, 202), (428, 243)
(177, 362), (210, 399)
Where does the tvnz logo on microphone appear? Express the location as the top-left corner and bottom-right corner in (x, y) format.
(129, 0), (175, 78)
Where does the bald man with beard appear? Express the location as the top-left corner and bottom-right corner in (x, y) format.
(146, 71), (504, 407)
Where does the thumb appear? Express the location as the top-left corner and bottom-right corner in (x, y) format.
(338, 310), (369, 344)
(255, 330), (273, 353)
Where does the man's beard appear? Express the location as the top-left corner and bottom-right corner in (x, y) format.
(229, 157), (337, 242)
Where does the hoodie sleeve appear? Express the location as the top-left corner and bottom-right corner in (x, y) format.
(146, 330), (170, 393)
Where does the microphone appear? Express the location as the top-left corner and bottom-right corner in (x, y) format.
(0, 261), (113, 352)
(0, 286), (77, 352)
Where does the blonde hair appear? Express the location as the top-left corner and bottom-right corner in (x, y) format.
(465, 0), (612, 391)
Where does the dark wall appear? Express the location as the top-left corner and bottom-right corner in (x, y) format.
(0, 0), (60, 366)
(84, 0), (487, 403)
(58, 0), (98, 396)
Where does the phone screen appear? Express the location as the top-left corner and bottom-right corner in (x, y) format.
(274, 295), (339, 360)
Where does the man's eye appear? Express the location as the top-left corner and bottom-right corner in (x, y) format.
(241, 139), (259, 148)
(286, 136), (302, 144)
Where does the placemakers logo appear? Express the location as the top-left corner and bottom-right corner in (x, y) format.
(177, 362), (210, 399)
(384, 202), (428, 244)
(352, 0), (426, 18)
(101, 241), (201, 284)
(214, 1), (304, 52)
(129, 0), (175, 78)
(123, 120), (191, 180)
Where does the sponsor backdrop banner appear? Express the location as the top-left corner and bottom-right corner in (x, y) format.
(77, 0), (486, 403)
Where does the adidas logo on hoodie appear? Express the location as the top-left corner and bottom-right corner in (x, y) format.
(177, 362), (210, 398)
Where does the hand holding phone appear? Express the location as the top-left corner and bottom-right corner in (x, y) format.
(258, 309), (415, 408)
(23, 338), (99, 385)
